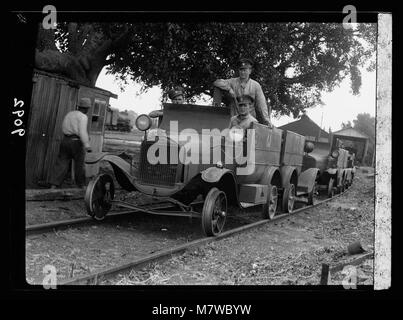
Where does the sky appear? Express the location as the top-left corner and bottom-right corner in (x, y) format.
(95, 67), (376, 132)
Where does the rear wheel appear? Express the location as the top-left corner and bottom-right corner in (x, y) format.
(339, 177), (346, 193)
(85, 173), (115, 220)
(344, 177), (350, 190)
(262, 184), (278, 219)
(327, 178), (335, 198)
(282, 183), (295, 213)
(307, 181), (317, 205)
(202, 188), (227, 236)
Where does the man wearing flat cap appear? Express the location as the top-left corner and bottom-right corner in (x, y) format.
(229, 94), (258, 130)
(213, 58), (272, 127)
(168, 87), (185, 104)
(149, 86), (185, 118)
(49, 97), (92, 189)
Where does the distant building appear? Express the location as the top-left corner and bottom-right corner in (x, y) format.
(278, 114), (371, 165)
(278, 114), (330, 152)
(331, 127), (370, 164)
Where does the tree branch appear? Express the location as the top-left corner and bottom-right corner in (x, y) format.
(36, 24), (57, 51)
(67, 23), (78, 54)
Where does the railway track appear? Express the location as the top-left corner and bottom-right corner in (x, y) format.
(26, 210), (133, 236)
(54, 187), (353, 285)
(25, 202), (179, 236)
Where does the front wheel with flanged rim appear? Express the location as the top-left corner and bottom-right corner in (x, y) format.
(282, 183), (295, 213)
(202, 188), (227, 237)
(262, 184), (278, 219)
(85, 173), (115, 221)
(344, 177), (350, 190)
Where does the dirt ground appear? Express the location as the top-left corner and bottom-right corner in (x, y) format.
(25, 192), (255, 284)
(102, 167), (375, 286)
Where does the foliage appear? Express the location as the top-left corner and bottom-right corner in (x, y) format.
(36, 22), (376, 117)
(341, 121), (352, 129)
(353, 113), (375, 143)
(35, 23), (130, 86)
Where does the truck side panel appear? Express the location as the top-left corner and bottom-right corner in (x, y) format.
(237, 123), (282, 184)
(281, 130), (305, 175)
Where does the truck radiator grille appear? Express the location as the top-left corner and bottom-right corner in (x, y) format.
(137, 141), (179, 186)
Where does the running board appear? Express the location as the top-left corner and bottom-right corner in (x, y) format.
(239, 184), (267, 205)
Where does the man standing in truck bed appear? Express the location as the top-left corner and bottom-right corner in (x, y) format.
(213, 58), (272, 127)
(149, 86), (185, 118)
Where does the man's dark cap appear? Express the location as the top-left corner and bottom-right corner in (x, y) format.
(168, 86), (184, 100)
(77, 97), (91, 108)
(238, 58), (254, 69)
(237, 94), (254, 105)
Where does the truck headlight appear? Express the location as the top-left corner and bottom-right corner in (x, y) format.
(135, 114), (152, 131)
(331, 150), (339, 158)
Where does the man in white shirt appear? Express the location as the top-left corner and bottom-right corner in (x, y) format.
(213, 58), (272, 127)
(49, 97), (92, 189)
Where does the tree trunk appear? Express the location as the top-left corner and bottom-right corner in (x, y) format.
(35, 24), (111, 86)
(35, 48), (109, 87)
(35, 49), (92, 85)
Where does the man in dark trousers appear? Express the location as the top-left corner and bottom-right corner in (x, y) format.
(213, 58), (272, 127)
(49, 97), (92, 189)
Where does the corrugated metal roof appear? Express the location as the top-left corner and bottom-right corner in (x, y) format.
(278, 114), (329, 139)
(332, 127), (369, 139)
(33, 69), (118, 99)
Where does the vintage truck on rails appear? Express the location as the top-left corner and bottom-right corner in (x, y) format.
(84, 103), (320, 236)
(302, 137), (356, 198)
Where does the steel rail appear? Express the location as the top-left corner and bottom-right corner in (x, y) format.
(25, 201), (177, 235)
(26, 210), (135, 236)
(59, 187), (352, 285)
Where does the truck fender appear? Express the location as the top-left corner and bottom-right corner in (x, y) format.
(201, 167), (239, 206)
(259, 166), (281, 187)
(85, 152), (109, 164)
(201, 167), (232, 183)
(298, 168), (320, 193)
(85, 152), (136, 192)
(280, 166), (298, 188)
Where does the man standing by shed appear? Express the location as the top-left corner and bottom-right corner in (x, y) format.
(213, 58), (272, 127)
(49, 97), (92, 189)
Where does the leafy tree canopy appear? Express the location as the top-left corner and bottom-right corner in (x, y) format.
(352, 112), (375, 143)
(36, 22), (376, 117)
(341, 120), (353, 129)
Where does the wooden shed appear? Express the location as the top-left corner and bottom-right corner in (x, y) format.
(331, 127), (370, 164)
(26, 70), (117, 188)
